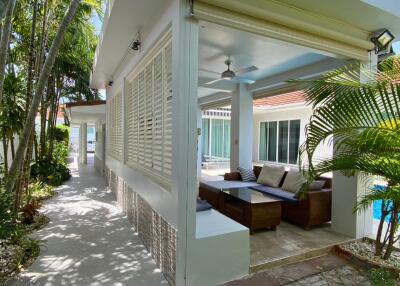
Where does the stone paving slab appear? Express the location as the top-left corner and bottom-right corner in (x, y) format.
(8, 156), (167, 286)
(223, 254), (371, 286)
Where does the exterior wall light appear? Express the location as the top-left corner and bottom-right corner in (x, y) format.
(370, 29), (395, 54)
(131, 39), (141, 51)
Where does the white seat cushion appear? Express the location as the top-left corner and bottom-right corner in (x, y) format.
(256, 165), (286, 187)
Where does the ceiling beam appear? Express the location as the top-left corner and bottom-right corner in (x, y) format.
(198, 91), (232, 106)
(246, 58), (346, 93)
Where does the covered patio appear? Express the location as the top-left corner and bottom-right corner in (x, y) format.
(194, 3), (386, 276)
(88, 0), (400, 285)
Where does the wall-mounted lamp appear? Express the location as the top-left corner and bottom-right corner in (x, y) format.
(131, 39), (141, 51)
(108, 81), (113, 87)
(370, 29), (395, 54)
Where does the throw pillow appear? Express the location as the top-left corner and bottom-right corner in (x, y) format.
(281, 170), (307, 194)
(308, 180), (326, 190)
(237, 167), (257, 182)
(257, 165), (286, 187)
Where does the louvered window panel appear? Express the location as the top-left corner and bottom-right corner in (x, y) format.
(107, 93), (123, 160)
(145, 64), (153, 168)
(125, 31), (172, 185)
(163, 41), (173, 176)
(152, 52), (163, 172)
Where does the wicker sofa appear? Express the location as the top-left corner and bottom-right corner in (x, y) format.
(223, 165), (332, 229)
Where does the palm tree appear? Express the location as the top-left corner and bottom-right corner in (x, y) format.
(296, 56), (400, 260)
(6, 0), (82, 194)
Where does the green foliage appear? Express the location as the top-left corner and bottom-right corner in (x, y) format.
(52, 141), (70, 166)
(30, 159), (71, 186)
(51, 125), (70, 146)
(294, 55), (400, 259)
(24, 182), (55, 206)
(367, 268), (396, 286)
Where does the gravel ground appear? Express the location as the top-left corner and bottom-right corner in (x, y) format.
(341, 239), (400, 269)
(0, 240), (23, 285)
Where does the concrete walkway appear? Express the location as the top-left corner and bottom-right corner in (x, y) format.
(9, 156), (167, 286)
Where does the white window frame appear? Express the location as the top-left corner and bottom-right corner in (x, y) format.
(258, 119), (301, 165)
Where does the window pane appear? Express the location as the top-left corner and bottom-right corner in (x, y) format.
(278, 121), (288, 163)
(267, 122), (277, 162)
(223, 120), (231, 159)
(202, 119), (209, 156)
(289, 120), (301, 164)
(211, 119), (224, 158)
(259, 122), (267, 161)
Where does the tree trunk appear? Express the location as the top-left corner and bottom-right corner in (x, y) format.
(383, 203), (400, 260)
(40, 80), (51, 159)
(35, 0), (48, 82)
(2, 129), (8, 175)
(0, 0), (10, 19)
(375, 199), (388, 256)
(25, 0), (38, 113)
(0, 0), (15, 103)
(6, 0), (82, 192)
(10, 135), (14, 159)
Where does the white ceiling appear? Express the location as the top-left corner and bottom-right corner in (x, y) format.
(198, 21), (329, 98)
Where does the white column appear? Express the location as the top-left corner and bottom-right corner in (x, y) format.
(172, 2), (199, 285)
(230, 83), (253, 171)
(197, 107), (203, 178)
(331, 51), (377, 238)
(79, 123), (87, 164)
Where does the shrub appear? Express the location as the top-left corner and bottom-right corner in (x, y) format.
(52, 141), (69, 166)
(51, 124), (70, 145)
(30, 159), (71, 186)
(367, 268), (396, 286)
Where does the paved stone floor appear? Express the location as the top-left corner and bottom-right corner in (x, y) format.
(223, 254), (371, 286)
(8, 156), (167, 286)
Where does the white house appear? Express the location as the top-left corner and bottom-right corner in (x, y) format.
(68, 1), (400, 285)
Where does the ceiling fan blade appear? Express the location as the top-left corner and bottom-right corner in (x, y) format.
(235, 65), (258, 75)
(233, 76), (256, 84)
(205, 78), (225, 85)
(198, 68), (221, 76)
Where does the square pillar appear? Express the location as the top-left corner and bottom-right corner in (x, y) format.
(79, 123), (87, 164)
(172, 2), (199, 285)
(230, 83), (253, 171)
(197, 107), (203, 178)
(331, 51), (377, 238)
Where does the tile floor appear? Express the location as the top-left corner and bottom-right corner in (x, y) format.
(250, 222), (351, 270)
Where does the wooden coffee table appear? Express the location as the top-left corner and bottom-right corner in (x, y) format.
(219, 188), (282, 233)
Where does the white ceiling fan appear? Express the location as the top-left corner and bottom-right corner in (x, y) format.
(202, 59), (258, 85)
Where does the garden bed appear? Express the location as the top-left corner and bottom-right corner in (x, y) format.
(335, 238), (400, 277)
(0, 213), (49, 285)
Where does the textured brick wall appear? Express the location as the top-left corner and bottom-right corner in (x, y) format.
(107, 169), (176, 286)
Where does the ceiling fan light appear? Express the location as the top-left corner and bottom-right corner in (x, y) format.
(221, 69), (235, 79)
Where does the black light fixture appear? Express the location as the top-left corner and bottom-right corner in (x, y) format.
(108, 81), (113, 87)
(221, 59), (236, 80)
(131, 39), (141, 51)
(370, 29), (395, 54)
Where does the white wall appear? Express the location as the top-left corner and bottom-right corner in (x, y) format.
(252, 104), (332, 167)
(0, 137), (19, 170)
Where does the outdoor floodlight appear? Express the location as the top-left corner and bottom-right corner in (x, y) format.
(370, 29), (395, 54)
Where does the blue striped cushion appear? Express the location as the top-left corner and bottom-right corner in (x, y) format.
(238, 167), (257, 182)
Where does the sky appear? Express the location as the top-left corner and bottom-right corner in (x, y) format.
(393, 41), (400, 54)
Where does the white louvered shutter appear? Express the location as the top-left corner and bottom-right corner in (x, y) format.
(124, 32), (172, 184)
(163, 41), (172, 177)
(152, 52), (163, 172)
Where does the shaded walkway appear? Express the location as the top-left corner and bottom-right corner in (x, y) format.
(9, 156), (167, 286)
